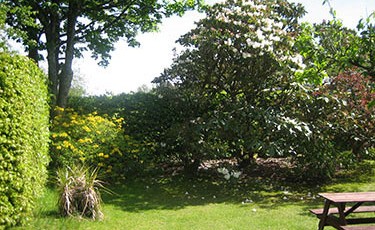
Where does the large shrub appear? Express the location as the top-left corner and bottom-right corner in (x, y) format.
(0, 53), (50, 227)
(50, 108), (143, 180)
(321, 70), (375, 159)
(152, 0), (307, 172)
(68, 92), (175, 165)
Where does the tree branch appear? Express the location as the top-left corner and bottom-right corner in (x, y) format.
(74, 0), (137, 39)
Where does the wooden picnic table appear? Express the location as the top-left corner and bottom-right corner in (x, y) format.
(310, 192), (375, 230)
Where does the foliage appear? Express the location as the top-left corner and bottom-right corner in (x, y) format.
(0, 52), (50, 227)
(153, 86), (230, 173)
(56, 165), (103, 220)
(0, 5), (8, 49)
(68, 92), (163, 157)
(153, 0), (310, 169)
(66, 1), (374, 179)
(321, 70), (375, 158)
(295, 11), (375, 84)
(50, 107), (143, 180)
(274, 70), (375, 179)
(68, 91), (189, 164)
(3, 0), (204, 108)
(69, 90), (222, 173)
(290, 4), (375, 175)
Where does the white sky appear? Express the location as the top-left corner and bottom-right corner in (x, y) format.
(74, 0), (375, 95)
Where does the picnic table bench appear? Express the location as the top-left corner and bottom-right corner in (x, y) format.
(310, 192), (375, 230)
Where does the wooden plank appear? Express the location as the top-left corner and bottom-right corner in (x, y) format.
(346, 202), (364, 216)
(340, 225), (375, 230)
(319, 192), (375, 203)
(347, 218), (375, 225)
(310, 206), (375, 216)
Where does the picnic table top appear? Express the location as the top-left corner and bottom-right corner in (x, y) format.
(319, 192), (375, 203)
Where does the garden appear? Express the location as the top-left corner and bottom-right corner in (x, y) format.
(11, 161), (375, 229)
(0, 0), (374, 229)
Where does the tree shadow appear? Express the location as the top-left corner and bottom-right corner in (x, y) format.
(102, 160), (374, 217)
(101, 170), (324, 214)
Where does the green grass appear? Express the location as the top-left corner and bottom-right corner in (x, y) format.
(13, 162), (375, 230)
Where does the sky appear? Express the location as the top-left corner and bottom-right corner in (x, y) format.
(76, 0), (375, 95)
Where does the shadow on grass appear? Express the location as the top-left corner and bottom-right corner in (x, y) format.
(101, 170), (323, 214)
(102, 160), (374, 216)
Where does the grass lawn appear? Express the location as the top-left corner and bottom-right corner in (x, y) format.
(13, 161), (375, 230)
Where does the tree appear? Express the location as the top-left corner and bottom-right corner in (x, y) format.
(3, 0), (202, 108)
(319, 70), (375, 159)
(0, 3), (11, 50)
(153, 0), (309, 168)
(294, 2), (375, 156)
(295, 7), (375, 84)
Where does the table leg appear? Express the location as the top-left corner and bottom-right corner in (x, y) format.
(319, 199), (331, 230)
(344, 202), (363, 216)
(337, 203), (347, 226)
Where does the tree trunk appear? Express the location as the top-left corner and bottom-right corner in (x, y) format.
(57, 0), (79, 108)
(45, 5), (60, 110)
(183, 158), (201, 177)
(28, 46), (39, 63)
(27, 23), (39, 63)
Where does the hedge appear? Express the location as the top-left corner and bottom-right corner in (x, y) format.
(0, 52), (50, 227)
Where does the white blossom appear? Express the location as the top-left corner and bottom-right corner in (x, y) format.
(269, 34), (281, 42)
(242, 52), (252, 58)
(224, 38), (232, 46)
(275, 21), (284, 28)
(217, 167), (229, 175)
(242, 0), (255, 7)
(256, 29), (265, 41)
(231, 171), (242, 178)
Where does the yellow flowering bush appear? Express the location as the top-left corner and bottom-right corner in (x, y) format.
(50, 107), (142, 180)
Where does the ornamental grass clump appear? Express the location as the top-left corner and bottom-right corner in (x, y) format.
(56, 165), (104, 220)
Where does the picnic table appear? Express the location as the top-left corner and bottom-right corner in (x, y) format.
(310, 192), (375, 230)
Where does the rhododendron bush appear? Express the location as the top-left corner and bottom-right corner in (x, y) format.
(153, 0), (316, 172)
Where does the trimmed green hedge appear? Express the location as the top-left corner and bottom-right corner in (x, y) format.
(0, 52), (50, 227)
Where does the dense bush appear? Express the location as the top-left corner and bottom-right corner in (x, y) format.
(326, 71), (375, 158)
(50, 108), (143, 180)
(279, 70), (375, 179)
(0, 52), (50, 227)
(68, 92), (177, 165)
(68, 92), (173, 144)
(69, 90), (225, 174)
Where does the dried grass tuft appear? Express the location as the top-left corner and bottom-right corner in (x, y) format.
(56, 165), (104, 220)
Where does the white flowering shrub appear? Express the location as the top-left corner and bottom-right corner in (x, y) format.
(177, 0), (306, 84)
(155, 0), (307, 162)
(154, 0), (343, 179)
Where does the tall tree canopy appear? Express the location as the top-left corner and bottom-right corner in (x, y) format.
(3, 0), (202, 108)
